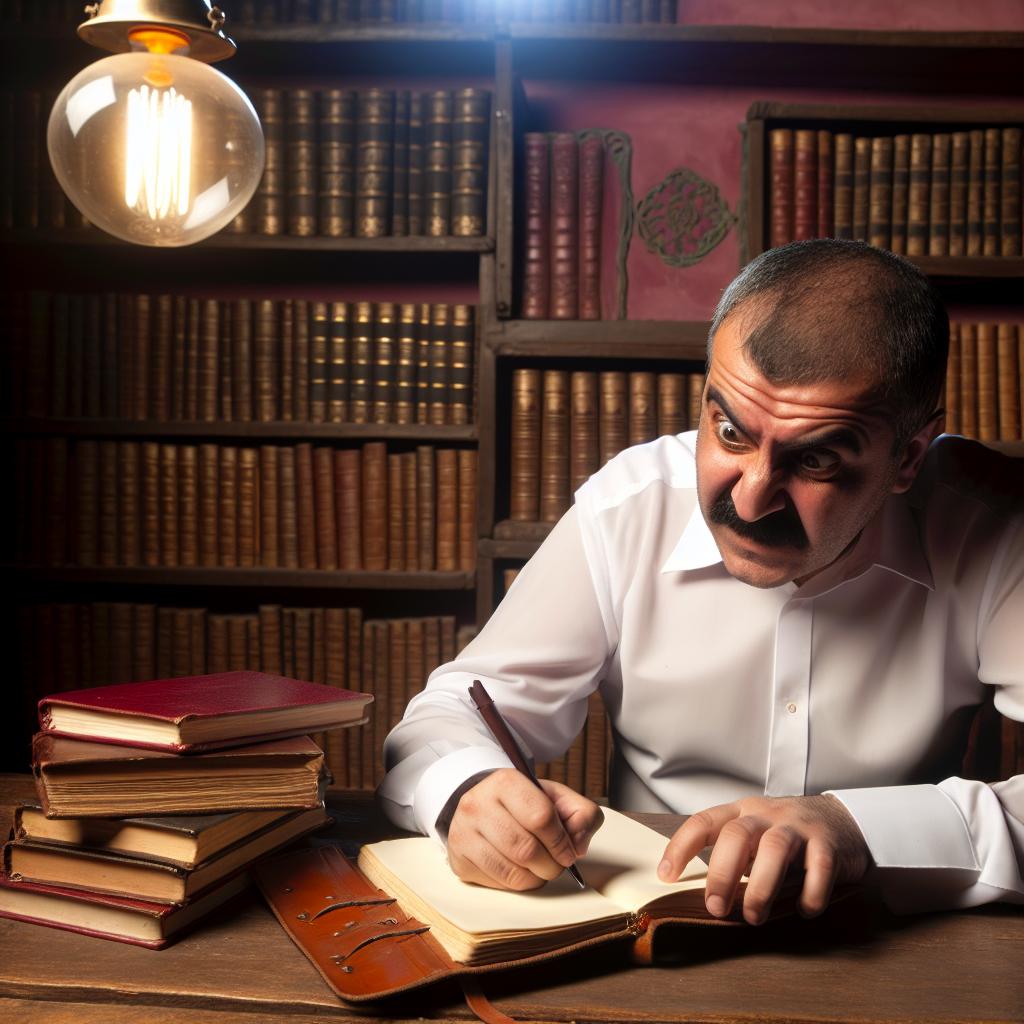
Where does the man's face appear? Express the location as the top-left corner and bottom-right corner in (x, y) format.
(696, 312), (919, 589)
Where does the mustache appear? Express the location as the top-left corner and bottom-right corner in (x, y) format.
(708, 490), (808, 550)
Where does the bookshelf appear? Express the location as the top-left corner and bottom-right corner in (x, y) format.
(3, 6), (1023, 786)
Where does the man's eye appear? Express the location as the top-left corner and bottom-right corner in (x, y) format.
(716, 420), (743, 446)
(798, 450), (840, 476)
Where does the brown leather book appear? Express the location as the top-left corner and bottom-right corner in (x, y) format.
(336, 448), (362, 571)
(550, 133), (579, 320)
(391, 304), (417, 426)
(346, 608), (364, 789)
(292, 608), (313, 681)
(197, 444), (218, 568)
(959, 323), (979, 438)
(687, 373), (705, 430)
(578, 133), (604, 319)
(628, 372), (657, 446)
(928, 133), (951, 257)
(74, 440), (98, 568)
(286, 89), (318, 237)
(440, 615), (456, 666)
(259, 447), (279, 569)
(182, 298), (199, 421)
(539, 371), (570, 523)
(977, 323), (999, 441)
(238, 447), (258, 568)
(84, 294), (104, 419)
(407, 92), (425, 236)
(387, 618), (408, 733)
(435, 449), (458, 571)
(350, 301), (373, 424)
(793, 129), (817, 241)
(198, 299), (219, 422)
(279, 301), (294, 422)
(983, 128), (1001, 257)
(1001, 127), (1022, 257)
(522, 133), (551, 319)
(293, 300), (311, 423)
(324, 606), (349, 786)
(452, 88), (490, 237)
(294, 443), (317, 570)
(967, 129), (985, 257)
(997, 322), (1021, 440)
(32, 733), (327, 818)
(160, 444), (180, 568)
(416, 445), (436, 571)
(449, 304), (474, 426)
(318, 88), (356, 238)
(132, 294), (151, 421)
(254, 300), (277, 423)
(387, 453), (405, 571)
(584, 691), (608, 798)
(278, 445), (299, 570)
(362, 442), (388, 571)
(254, 89), (285, 235)
(228, 613), (249, 672)
(391, 90), (411, 236)
(852, 136), (870, 241)
(260, 605), (282, 674)
(406, 617), (426, 707)
(949, 132), (970, 257)
(769, 128), (794, 247)
(359, 621), (377, 787)
(329, 301), (350, 424)
(134, 604), (157, 688)
(945, 323), (961, 436)
(510, 368), (541, 521)
(599, 370), (628, 466)
(570, 371), (599, 493)
(868, 136), (893, 251)
(140, 442), (160, 568)
(816, 129), (834, 238)
(117, 442), (140, 567)
(207, 615), (228, 675)
(833, 133), (853, 240)
(218, 446), (239, 568)
(415, 303), (432, 424)
(356, 89), (394, 239)
(219, 302), (234, 422)
(457, 449), (477, 572)
(402, 452), (419, 571)
(49, 293), (69, 419)
(428, 303), (451, 426)
(657, 373), (686, 437)
(151, 295), (172, 422)
(373, 302), (397, 425)
(110, 603), (133, 683)
(309, 302), (329, 425)
(907, 133), (932, 257)
(425, 90), (453, 237)
(179, 445), (198, 568)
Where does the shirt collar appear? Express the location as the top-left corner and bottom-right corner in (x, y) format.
(660, 490), (934, 590)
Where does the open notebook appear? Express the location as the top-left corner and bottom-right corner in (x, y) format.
(357, 807), (716, 966)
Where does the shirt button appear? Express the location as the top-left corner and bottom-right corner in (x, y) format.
(786, 702), (798, 714)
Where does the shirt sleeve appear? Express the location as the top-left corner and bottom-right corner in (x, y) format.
(377, 505), (614, 842)
(830, 515), (1024, 913)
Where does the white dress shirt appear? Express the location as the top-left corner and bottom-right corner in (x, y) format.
(379, 432), (1024, 913)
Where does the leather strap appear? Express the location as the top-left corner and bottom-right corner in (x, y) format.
(461, 978), (560, 1024)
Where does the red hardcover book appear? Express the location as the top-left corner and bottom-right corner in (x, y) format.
(0, 870), (252, 949)
(38, 670), (373, 753)
(793, 129), (817, 241)
(549, 133), (579, 319)
(578, 133), (604, 319)
(522, 133), (550, 319)
(769, 128), (794, 247)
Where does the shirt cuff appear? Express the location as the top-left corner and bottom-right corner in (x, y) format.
(413, 745), (515, 843)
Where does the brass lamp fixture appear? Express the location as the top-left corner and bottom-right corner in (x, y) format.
(47, 0), (265, 246)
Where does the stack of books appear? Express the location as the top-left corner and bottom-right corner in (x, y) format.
(0, 670), (372, 948)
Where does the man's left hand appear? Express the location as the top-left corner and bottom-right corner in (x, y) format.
(657, 794), (871, 925)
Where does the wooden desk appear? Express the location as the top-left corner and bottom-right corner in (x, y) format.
(1, 773), (1021, 1024)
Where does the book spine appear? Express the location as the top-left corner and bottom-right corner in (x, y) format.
(218, 301), (234, 422)
(687, 373), (704, 430)
(159, 443), (179, 567)
(295, 442), (317, 570)
(231, 299), (254, 422)
(549, 133), (579, 319)
(539, 370), (569, 522)
(179, 444), (198, 567)
(578, 134), (604, 319)
(522, 133), (551, 319)
(449, 304), (474, 426)
(402, 451), (419, 571)
(851, 136), (870, 241)
(949, 131), (969, 258)
(997, 322), (1021, 440)
(407, 92), (425, 235)
(314, 446), (338, 570)
(350, 301), (373, 424)
(510, 368), (541, 520)
(372, 302), (397, 425)
(151, 295), (172, 422)
(451, 87), (490, 237)
(238, 446), (258, 568)
(336, 448), (362, 570)
(769, 128), (794, 247)
(318, 88), (356, 238)
(132, 294), (150, 421)
(966, 129), (985, 257)
(391, 89), (410, 236)
(928, 133), (950, 257)
(657, 372), (686, 437)
(356, 88), (394, 238)
(569, 371), (599, 492)
(219, 445), (238, 567)
(945, 322), (961, 437)
(362, 441), (388, 570)
(254, 89), (285, 235)
(1000, 127), (1022, 257)
(292, 300), (310, 423)
(329, 301), (350, 423)
(278, 444), (298, 569)
(983, 128), (1001, 257)
(435, 448), (458, 571)
(868, 135), (893, 251)
(415, 303), (432, 424)
(416, 445), (435, 571)
(599, 370), (627, 466)
(628, 371), (656, 446)
(309, 301), (330, 425)
(816, 129), (834, 238)
(199, 300), (219, 422)
(259, 446), (279, 568)
(425, 90), (453, 236)
(287, 89), (318, 236)
(793, 129), (817, 241)
(429, 303), (450, 426)
(959, 323), (978, 439)
(833, 133), (853, 240)
(74, 440), (99, 567)
(278, 301), (294, 423)
(457, 449), (477, 572)
(907, 133), (931, 257)
(198, 443), (219, 567)
(889, 134), (910, 255)
(118, 442), (140, 567)
(395, 303), (418, 426)
(976, 323), (998, 442)
(387, 453), (405, 570)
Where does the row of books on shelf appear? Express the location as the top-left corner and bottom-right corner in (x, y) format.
(1, 670), (373, 947)
(3, 0), (677, 23)
(0, 87), (490, 239)
(510, 369), (705, 522)
(945, 321), (1023, 442)
(522, 131), (611, 320)
(14, 441), (478, 572)
(768, 126), (1024, 257)
(17, 603), (472, 790)
(10, 292), (475, 427)
(229, 86), (490, 239)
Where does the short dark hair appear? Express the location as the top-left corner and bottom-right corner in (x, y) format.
(707, 239), (949, 449)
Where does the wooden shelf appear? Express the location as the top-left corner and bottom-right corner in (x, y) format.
(492, 521), (555, 543)
(485, 320), (710, 361)
(5, 420), (478, 443)
(479, 537), (542, 560)
(233, 24), (495, 44)
(6, 567), (476, 591)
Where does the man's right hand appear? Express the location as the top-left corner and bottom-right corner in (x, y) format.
(446, 768), (604, 891)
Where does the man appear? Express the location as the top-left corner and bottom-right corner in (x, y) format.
(380, 239), (1024, 924)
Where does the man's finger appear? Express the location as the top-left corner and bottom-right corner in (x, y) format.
(447, 832), (549, 891)
(740, 824), (801, 925)
(477, 805), (565, 882)
(499, 784), (577, 868)
(703, 816), (768, 917)
(799, 835), (838, 918)
(658, 803), (738, 881)
(538, 779), (605, 855)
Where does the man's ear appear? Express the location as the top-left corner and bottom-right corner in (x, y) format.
(890, 410), (944, 494)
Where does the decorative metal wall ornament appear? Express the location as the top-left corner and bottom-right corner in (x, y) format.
(577, 128), (634, 320)
(637, 167), (738, 268)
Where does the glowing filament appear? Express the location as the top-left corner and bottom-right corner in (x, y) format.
(124, 84), (192, 220)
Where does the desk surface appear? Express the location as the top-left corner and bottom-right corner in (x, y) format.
(0, 773), (1021, 1024)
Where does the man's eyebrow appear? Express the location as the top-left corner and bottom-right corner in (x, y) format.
(705, 384), (864, 455)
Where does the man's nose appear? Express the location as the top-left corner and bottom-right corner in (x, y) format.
(730, 456), (787, 522)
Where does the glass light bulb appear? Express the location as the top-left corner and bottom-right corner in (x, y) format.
(47, 51), (264, 247)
